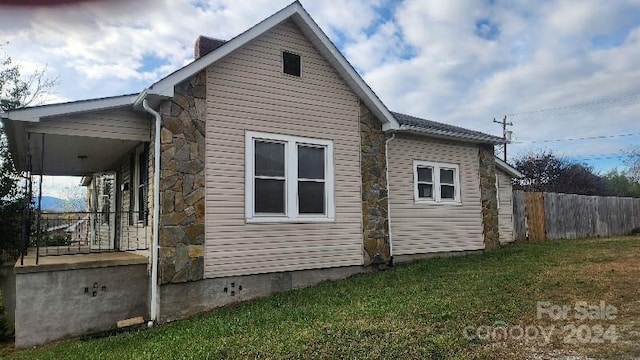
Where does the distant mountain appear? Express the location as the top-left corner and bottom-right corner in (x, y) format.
(39, 196), (87, 212)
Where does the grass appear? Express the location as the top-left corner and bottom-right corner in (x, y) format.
(3, 236), (640, 359)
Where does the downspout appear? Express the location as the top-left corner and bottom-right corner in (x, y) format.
(142, 99), (161, 325)
(384, 132), (396, 264)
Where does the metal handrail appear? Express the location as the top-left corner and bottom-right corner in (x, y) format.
(31, 211), (150, 257)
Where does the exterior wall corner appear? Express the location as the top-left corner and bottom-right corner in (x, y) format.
(157, 70), (207, 284)
(359, 101), (390, 265)
(478, 144), (500, 249)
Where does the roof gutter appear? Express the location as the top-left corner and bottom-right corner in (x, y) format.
(133, 89), (148, 109)
(134, 89), (167, 111)
(141, 98), (161, 325)
(397, 125), (507, 145)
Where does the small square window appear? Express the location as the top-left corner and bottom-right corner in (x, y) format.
(283, 51), (301, 77)
(413, 161), (460, 203)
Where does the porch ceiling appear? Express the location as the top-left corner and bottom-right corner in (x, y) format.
(29, 133), (140, 176)
(2, 97), (151, 176)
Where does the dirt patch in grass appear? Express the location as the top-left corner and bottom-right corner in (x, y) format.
(519, 238), (640, 359)
(582, 255), (639, 277)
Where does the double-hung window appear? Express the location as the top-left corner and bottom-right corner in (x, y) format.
(246, 131), (334, 222)
(413, 160), (461, 203)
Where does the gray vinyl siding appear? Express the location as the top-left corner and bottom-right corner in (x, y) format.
(388, 135), (485, 254)
(497, 170), (514, 244)
(28, 108), (150, 141)
(204, 20), (363, 278)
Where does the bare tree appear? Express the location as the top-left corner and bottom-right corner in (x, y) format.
(625, 148), (640, 182)
(1, 47), (58, 259)
(0, 48), (58, 111)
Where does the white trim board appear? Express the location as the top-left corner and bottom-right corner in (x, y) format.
(495, 157), (524, 178)
(3, 94), (137, 122)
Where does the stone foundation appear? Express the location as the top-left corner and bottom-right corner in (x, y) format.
(157, 70), (207, 284)
(359, 102), (390, 265)
(478, 144), (500, 249)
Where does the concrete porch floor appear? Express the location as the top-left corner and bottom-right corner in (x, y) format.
(15, 250), (149, 273)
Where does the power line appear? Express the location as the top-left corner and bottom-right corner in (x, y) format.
(507, 91), (640, 119)
(512, 131), (640, 144)
(509, 91), (640, 116)
(567, 154), (629, 160)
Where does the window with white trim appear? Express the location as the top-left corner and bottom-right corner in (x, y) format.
(413, 161), (461, 203)
(495, 174), (500, 209)
(246, 132), (334, 222)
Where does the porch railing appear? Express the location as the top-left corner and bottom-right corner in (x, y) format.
(32, 211), (151, 258)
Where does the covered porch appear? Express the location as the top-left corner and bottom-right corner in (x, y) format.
(2, 94), (154, 263)
(1, 94), (155, 347)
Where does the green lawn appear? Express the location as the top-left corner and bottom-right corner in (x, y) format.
(4, 237), (640, 359)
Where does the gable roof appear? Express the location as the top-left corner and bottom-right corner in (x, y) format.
(495, 157), (524, 178)
(136, 1), (400, 131)
(2, 2), (511, 148)
(392, 112), (506, 144)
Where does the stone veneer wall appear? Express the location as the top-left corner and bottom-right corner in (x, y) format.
(359, 101), (391, 265)
(478, 144), (500, 249)
(157, 70), (207, 284)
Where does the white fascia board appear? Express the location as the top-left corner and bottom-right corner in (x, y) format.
(4, 94), (137, 122)
(495, 157), (524, 178)
(399, 125), (507, 145)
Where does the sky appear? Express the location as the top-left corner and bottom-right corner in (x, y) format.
(2, 0), (640, 198)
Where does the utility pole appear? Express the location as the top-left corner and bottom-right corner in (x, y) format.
(493, 115), (513, 162)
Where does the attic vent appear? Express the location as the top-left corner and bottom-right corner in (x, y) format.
(282, 51), (301, 77)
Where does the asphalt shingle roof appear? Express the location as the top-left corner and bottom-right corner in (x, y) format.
(392, 111), (506, 144)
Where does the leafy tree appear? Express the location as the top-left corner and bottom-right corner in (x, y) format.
(557, 163), (609, 196)
(0, 49), (57, 260)
(513, 150), (608, 196)
(602, 170), (640, 198)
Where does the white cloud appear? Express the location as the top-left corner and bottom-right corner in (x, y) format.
(2, 0), (640, 180)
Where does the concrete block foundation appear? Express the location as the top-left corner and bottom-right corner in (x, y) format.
(393, 249), (484, 265)
(14, 252), (149, 348)
(159, 265), (371, 322)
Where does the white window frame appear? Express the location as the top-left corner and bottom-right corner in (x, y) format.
(245, 131), (335, 223)
(132, 144), (145, 223)
(496, 173), (500, 209)
(413, 160), (461, 204)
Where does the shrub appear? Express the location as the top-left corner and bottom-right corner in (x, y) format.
(0, 291), (11, 340)
(631, 227), (640, 236)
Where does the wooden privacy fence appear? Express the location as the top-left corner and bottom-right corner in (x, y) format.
(512, 190), (640, 241)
